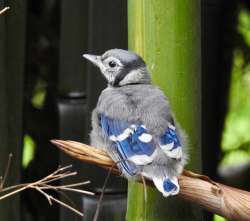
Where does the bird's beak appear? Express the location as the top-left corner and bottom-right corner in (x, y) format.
(82, 54), (102, 68)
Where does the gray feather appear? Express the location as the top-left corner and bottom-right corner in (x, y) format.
(91, 84), (187, 179)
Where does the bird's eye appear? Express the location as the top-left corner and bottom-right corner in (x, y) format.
(108, 61), (117, 68)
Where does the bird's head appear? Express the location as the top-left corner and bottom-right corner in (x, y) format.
(83, 49), (151, 87)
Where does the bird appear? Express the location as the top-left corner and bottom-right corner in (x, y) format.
(83, 49), (188, 197)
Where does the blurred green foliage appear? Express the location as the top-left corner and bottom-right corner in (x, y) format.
(213, 214), (227, 221)
(22, 79), (46, 168)
(214, 7), (250, 221)
(31, 79), (47, 109)
(22, 134), (36, 168)
(221, 8), (250, 167)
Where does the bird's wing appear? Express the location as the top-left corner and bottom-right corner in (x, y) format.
(100, 114), (182, 196)
(158, 121), (182, 160)
(100, 114), (157, 176)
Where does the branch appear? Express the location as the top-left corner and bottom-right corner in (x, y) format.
(51, 139), (250, 221)
(0, 6), (10, 15)
(0, 164), (94, 217)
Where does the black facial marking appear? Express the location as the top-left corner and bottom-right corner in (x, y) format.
(113, 69), (129, 87)
(113, 58), (145, 87)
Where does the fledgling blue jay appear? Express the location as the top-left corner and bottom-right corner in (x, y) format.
(83, 49), (187, 197)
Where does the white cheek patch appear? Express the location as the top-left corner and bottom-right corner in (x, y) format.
(104, 73), (115, 83)
(119, 69), (143, 86)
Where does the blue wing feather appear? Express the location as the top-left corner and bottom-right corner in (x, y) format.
(159, 123), (182, 159)
(100, 114), (156, 176)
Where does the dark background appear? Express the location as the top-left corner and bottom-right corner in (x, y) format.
(0, 0), (249, 221)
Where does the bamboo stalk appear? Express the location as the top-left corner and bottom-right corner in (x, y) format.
(127, 0), (202, 220)
(51, 139), (250, 221)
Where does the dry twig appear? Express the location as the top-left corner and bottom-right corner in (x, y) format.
(93, 166), (113, 221)
(0, 164), (94, 217)
(0, 154), (12, 189)
(0, 6), (10, 15)
(51, 139), (250, 221)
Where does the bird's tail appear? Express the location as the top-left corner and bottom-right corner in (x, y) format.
(152, 176), (180, 197)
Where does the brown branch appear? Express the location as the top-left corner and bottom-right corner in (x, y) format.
(0, 6), (10, 15)
(51, 139), (250, 221)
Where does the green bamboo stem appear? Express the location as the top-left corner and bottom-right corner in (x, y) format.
(127, 0), (202, 220)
